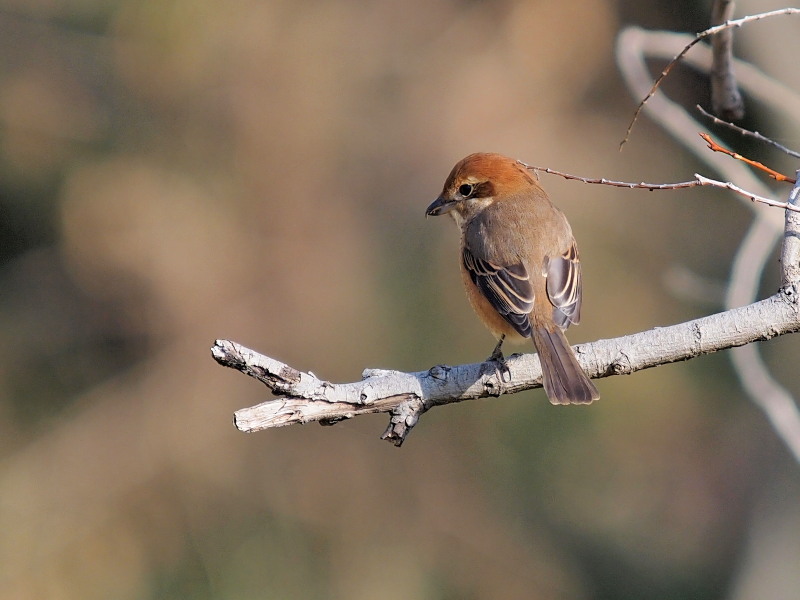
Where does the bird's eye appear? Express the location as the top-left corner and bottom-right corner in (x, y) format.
(458, 183), (474, 197)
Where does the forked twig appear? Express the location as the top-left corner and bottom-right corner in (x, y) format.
(620, 8), (800, 149)
(694, 174), (800, 212)
(521, 163), (800, 213)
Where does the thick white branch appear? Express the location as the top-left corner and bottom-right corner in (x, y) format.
(213, 286), (800, 445)
(781, 175), (800, 285)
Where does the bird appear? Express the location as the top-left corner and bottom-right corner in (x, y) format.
(425, 152), (599, 405)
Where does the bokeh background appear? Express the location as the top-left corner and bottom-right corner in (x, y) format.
(1, 0), (799, 598)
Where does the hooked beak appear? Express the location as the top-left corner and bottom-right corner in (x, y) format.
(425, 196), (454, 217)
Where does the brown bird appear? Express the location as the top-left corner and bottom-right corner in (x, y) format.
(426, 152), (599, 405)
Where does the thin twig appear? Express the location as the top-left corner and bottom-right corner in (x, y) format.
(695, 174), (800, 212)
(699, 132), (797, 183)
(619, 8), (800, 149)
(520, 163), (700, 190)
(521, 162), (800, 213)
(696, 104), (800, 158)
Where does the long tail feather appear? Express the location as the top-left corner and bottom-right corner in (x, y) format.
(531, 326), (599, 405)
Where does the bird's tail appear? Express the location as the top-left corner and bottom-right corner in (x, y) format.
(531, 325), (599, 405)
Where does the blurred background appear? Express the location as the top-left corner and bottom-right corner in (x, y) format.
(1, 0), (799, 598)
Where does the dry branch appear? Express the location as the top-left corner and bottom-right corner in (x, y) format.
(620, 8), (800, 148)
(615, 17), (800, 463)
(520, 163), (800, 213)
(213, 284), (800, 446)
(699, 132), (796, 183)
(694, 174), (800, 212)
(781, 175), (800, 286)
(696, 105), (800, 159)
(710, 0), (745, 120)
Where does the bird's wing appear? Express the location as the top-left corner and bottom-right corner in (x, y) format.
(544, 241), (582, 328)
(462, 245), (534, 338)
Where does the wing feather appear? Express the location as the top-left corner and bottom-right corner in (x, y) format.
(544, 242), (582, 328)
(462, 246), (534, 338)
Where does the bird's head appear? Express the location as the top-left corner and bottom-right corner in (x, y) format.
(425, 152), (538, 224)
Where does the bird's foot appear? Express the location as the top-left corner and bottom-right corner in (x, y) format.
(486, 336), (511, 383)
(488, 335), (505, 362)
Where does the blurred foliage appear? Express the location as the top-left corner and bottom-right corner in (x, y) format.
(1, 0), (799, 599)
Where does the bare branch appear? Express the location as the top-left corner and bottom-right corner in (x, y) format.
(620, 8), (800, 149)
(694, 174), (800, 212)
(696, 104), (800, 159)
(521, 162), (800, 213)
(617, 25), (800, 462)
(710, 0), (745, 120)
(520, 163), (700, 190)
(214, 284), (800, 446)
(729, 177), (800, 466)
(781, 174), (800, 286)
(699, 132), (797, 183)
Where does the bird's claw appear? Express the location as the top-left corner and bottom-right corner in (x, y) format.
(491, 355), (511, 383)
(486, 336), (511, 383)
